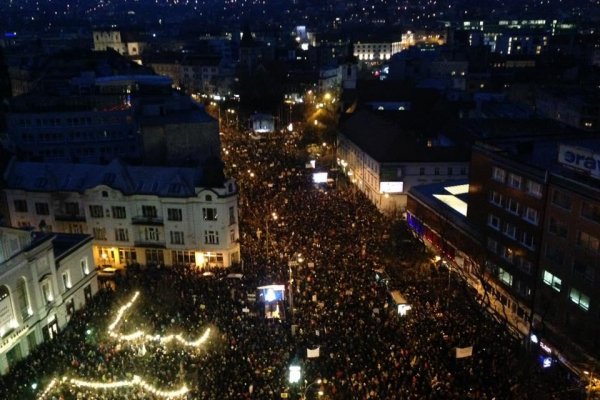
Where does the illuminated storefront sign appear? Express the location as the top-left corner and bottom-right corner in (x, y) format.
(540, 341), (552, 354)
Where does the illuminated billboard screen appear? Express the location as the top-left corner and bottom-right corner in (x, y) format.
(258, 285), (285, 302)
(313, 172), (328, 183)
(380, 181), (404, 193)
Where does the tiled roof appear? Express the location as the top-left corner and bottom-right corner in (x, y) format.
(3, 158), (208, 197)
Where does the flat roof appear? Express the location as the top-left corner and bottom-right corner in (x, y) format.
(339, 109), (470, 163)
(408, 179), (481, 241)
(475, 134), (600, 189)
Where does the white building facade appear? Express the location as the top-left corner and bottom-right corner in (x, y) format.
(353, 42), (402, 64)
(337, 133), (469, 214)
(3, 159), (241, 269)
(0, 227), (97, 375)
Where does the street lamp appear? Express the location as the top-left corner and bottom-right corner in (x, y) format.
(288, 253), (303, 333)
(226, 108), (238, 129)
(302, 379), (323, 399)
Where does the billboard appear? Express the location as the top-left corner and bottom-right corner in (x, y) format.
(258, 285), (285, 302)
(558, 145), (600, 180)
(380, 181), (404, 193)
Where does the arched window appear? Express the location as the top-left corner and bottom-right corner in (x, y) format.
(0, 285), (15, 336)
(0, 286), (9, 302)
(16, 278), (30, 319)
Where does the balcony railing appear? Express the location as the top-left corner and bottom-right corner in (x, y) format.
(134, 239), (166, 248)
(131, 216), (164, 226)
(54, 214), (86, 222)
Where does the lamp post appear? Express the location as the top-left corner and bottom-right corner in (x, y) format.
(288, 253), (303, 331)
(285, 98), (294, 125)
(302, 379), (323, 399)
(210, 101), (222, 130)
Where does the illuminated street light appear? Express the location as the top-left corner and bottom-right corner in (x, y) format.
(302, 378), (323, 399)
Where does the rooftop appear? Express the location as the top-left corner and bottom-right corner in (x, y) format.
(51, 233), (93, 262)
(339, 108), (470, 163)
(475, 134), (600, 190)
(408, 179), (480, 239)
(3, 158), (226, 197)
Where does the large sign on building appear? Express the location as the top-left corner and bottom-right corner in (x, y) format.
(558, 145), (600, 180)
(380, 181), (404, 193)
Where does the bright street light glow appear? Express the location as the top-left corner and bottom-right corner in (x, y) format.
(289, 365), (301, 384)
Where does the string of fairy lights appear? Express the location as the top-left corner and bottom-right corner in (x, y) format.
(37, 376), (189, 399)
(36, 291), (211, 399)
(108, 291), (211, 347)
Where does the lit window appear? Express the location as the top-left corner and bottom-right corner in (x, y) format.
(569, 288), (590, 311)
(543, 270), (562, 292)
(80, 258), (90, 275)
(42, 282), (53, 303)
(62, 272), (72, 290)
(498, 267), (513, 286)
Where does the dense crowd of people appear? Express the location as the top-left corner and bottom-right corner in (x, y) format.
(0, 124), (586, 399)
